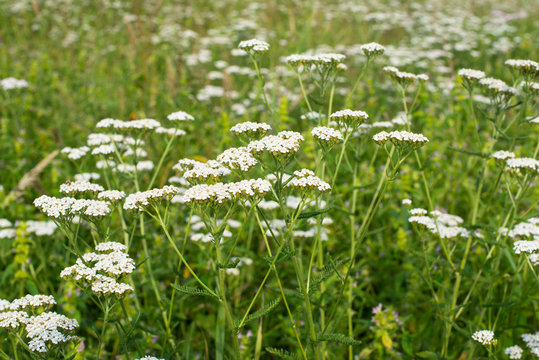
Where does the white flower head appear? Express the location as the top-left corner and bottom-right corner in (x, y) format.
(491, 150), (515, 161)
(504, 345), (523, 359)
(123, 186), (180, 212)
(359, 42), (385, 57)
(217, 147), (258, 172)
(167, 111), (194, 122)
(505, 59), (539, 77)
(311, 126), (343, 146)
(479, 77), (516, 98)
(238, 39), (270, 55)
(286, 169), (330, 193)
(506, 157), (539, 175)
(247, 131), (304, 159)
(0, 77), (29, 90)
(330, 109), (369, 128)
(97, 190), (126, 203)
(9, 295), (56, 311)
(471, 330), (497, 345)
(61, 146), (90, 160)
(286, 53), (345, 69)
(59, 180), (104, 196)
(458, 68), (486, 82)
(230, 121), (271, 137)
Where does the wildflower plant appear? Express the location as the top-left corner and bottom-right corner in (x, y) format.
(1, 2), (538, 360)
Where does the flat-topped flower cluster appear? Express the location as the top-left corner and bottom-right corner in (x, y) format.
(408, 208), (469, 239)
(501, 218), (539, 266)
(34, 195), (111, 220)
(61, 242), (135, 296)
(0, 294), (78, 353)
(383, 66), (429, 86)
(373, 130), (429, 149)
(183, 179), (272, 206)
(286, 53), (346, 67)
(247, 130), (304, 158)
(123, 186), (180, 211)
(230, 121), (271, 137)
(285, 169), (331, 193)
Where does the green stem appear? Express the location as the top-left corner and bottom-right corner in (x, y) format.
(216, 257), (241, 359)
(250, 210), (308, 359)
(96, 301), (110, 359)
(154, 209), (218, 297)
(297, 70), (313, 113)
(147, 134), (176, 190)
(251, 56), (275, 119)
(323, 147), (398, 335)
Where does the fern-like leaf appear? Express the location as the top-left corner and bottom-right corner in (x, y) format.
(310, 258), (347, 292)
(171, 284), (218, 299)
(265, 347), (300, 359)
(236, 298), (281, 328)
(315, 333), (361, 345)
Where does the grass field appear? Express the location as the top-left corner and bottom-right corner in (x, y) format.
(0, 0), (538, 359)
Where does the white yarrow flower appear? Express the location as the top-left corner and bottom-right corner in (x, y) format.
(472, 330), (497, 345)
(504, 345), (523, 359)
(238, 39), (270, 54)
(167, 111), (194, 122)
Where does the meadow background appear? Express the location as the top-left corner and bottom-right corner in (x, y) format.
(0, 0), (538, 359)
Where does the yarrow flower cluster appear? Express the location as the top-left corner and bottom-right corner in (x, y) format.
(505, 218), (539, 266)
(155, 127), (186, 137)
(504, 345), (523, 359)
(86, 133), (123, 147)
(478, 77), (516, 98)
(402, 198), (412, 207)
(123, 186), (180, 211)
(238, 39), (270, 54)
(0, 220), (57, 239)
(230, 121), (272, 137)
(458, 68), (486, 82)
(183, 179), (271, 206)
(247, 131), (304, 159)
(409, 208), (469, 239)
(286, 53), (346, 69)
(0, 310), (28, 329)
(217, 147), (258, 172)
(472, 330), (497, 345)
(61, 146), (90, 160)
(491, 150), (516, 161)
(0, 295), (78, 353)
(329, 109), (369, 128)
(311, 126), (343, 146)
(34, 195), (111, 220)
(96, 118), (161, 132)
(505, 157), (539, 175)
(0, 77), (29, 90)
(113, 160), (154, 173)
(8, 295), (56, 312)
(26, 312), (79, 352)
(359, 42), (385, 57)
(59, 180), (104, 195)
(174, 159), (231, 183)
(383, 66), (428, 86)
(373, 130), (429, 149)
(286, 169), (331, 193)
(61, 242), (135, 296)
(167, 110), (194, 122)
(521, 332), (539, 356)
(505, 59), (539, 77)
(97, 190), (126, 202)
(91, 144), (116, 156)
